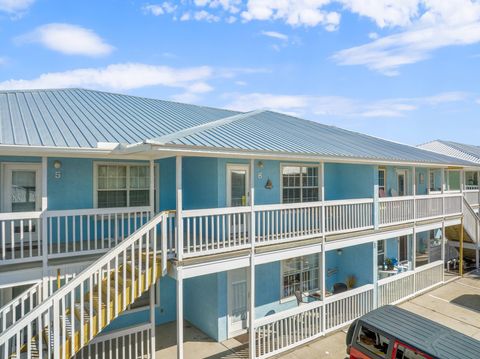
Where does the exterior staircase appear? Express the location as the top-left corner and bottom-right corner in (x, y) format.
(0, 211), (168, 359)
(446, 198), (479, 245)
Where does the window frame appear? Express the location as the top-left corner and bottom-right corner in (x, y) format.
(280, 254), (321, 301)
(280, 163), (321, 204)
(377, 239), (386, 269)
(93, 161), (159, 209)
(378, 168), (386, 195)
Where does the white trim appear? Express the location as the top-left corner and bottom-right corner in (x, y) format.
(181, 255), (250, 279)
(280, 163), (321, 204)
(92, 161), (159, 210)
(2, 162), (42, 212)
(227, 267), (249, 338)
(226, 163), (250, 207)
(279, 253), (321, 301)
(255, 242), (323, 265)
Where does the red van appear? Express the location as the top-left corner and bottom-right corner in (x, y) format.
(346, 305), (480, 359)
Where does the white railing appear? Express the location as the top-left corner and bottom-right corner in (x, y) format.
(255, 301), (323, 359)
(254, 284), (374, 359)
(0, 211), (166, 359)
(379, 197), (414, 226)
(444, 194), (463, 215)
(73, 324), (152, 359)
(414, 261), (444, 293)
(0, 211), (42, 264)
(464, 190), (479, 207)
(324, 199), (374, 234)
(254, 202), (323, 246)
(182, 206), (251, 258)
(416, 195), (444, 219)
(46, 206), (151, 257)
(0, 281), (43, 335)
(324, 284), (374, 332)
(378, 271), (415, 307)
(378, 261), (444, 307)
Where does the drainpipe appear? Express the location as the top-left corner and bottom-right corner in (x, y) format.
(248, 159), (256, 359)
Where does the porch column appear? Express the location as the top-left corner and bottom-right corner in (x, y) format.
(176, 156), (183, 261)
(248, 159), (256, 359)
(441, 168), (446, 216)
(41, 157), (49, 299)
(373, 167), (379, 230)
(412, 228), (417, 271)
(176, 267), (184, 359)
(320, 162), (327, 333)
(149, 159), (155, 216)
(412, 167), (417, 221)
(372, 241), (378, 309)
(442, 221), (446, 282)
(150, 284), (156, 357)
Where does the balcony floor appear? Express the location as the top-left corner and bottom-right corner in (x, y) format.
(155, 321), (247, 359)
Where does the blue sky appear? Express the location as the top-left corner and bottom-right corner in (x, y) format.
(1, 0), (480, 146)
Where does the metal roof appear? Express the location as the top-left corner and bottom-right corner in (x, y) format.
(148, 109), (470, 165)
(419, 140), (480, 165)
(0, 88), (237, 148)
(361, 305), (480, 359)
(0, 88), (470, 166)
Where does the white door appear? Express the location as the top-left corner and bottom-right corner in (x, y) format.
(397, 170), (407, 197)
(228, 268), (248, 337)
(3, 164), (42, 212)
(226, 164), (250, 207)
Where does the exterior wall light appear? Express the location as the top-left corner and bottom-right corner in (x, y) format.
(337, 249), (343, 256)
(257, 161), (264, 168)
(53, 160), (62, 169)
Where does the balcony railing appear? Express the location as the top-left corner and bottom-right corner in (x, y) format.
(0, 192), (467, 265)
(254, 261), (444, 359)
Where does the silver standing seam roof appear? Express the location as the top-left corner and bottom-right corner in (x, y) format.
(419, 140), (480, 165)
(0, 88), (471, 166)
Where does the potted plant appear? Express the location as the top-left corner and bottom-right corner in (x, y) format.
(346, 275), (357, 289)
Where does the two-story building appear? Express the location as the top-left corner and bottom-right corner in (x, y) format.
(0, 89), (479, 359)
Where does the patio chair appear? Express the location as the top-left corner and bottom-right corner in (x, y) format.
(333, 282), (348, 294)
(294, 290), (320, 306)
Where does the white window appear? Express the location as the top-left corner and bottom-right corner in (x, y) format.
(282, 254), (319, 298)
(429, 170), (442, 192)
(95, 163), (157, 208)
(282, 165), (319, 203)
(466, 171), (478, 189)
(377, 240), (385, 269)
(378, 168), (386, 196)
(446, 170), (461, 191)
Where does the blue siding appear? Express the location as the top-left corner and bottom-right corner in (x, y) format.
(386, 238), (399, 259)
(183, 157), (219, 209)
(324, 163), (374, 200)
(158, 157), (176, 210)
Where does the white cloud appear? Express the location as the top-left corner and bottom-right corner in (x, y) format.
(0, 0), (34, 14)
(225, 91), (470, 118)
(194, 10), (220, 22)
(241, 1), (341, 30)
(142, 2), (176, 16)
(0, 63), (214, 91)
(18, 23), (114, 57)
(333, 22), (480, 75)
(261, 30), (288, 41)
(368, 32), (379, 39)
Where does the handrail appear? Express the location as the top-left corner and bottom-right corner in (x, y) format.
(0, 210), (167, 348)
(45, 206), (150, 217)
(0, 211), (42, 220)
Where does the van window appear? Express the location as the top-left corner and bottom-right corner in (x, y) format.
(394, 342), (430, 359)
(356, 325), (390, 358)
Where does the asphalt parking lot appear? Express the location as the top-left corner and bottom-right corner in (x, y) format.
(278, 271), (480, 359)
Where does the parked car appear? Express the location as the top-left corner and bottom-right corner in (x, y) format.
(346, 305), (480, 359)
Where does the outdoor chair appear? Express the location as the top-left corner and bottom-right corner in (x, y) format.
(294, 290), (320, 306)
(333, 282), (348, 295)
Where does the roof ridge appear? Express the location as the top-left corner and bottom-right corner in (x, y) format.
(146, 109), (266, 145)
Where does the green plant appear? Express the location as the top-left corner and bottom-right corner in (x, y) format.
(384, 257), (394, 270)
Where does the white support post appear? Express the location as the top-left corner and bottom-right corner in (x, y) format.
(150, 160), (155, 216)
(372, 241), (378, 309)
(373, 167), (379, 230)
(176, 156), (183, 261)
(412, 227), (417, 271)
(320, 162), (326, 334)
(413, 167), (417, 222)
(441, 168), (446, 215)
(150, 284), (156, 357)
(41, 157), (49, 299)
(176, 267), (183, 359)
(53, 298), (60, 359)
(248, 159), (256, 359)
(442, 221), (446, 281)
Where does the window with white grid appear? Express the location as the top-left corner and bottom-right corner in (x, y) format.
(282, 165), (319, 203)
(282, 254), (319, 298)
(96, 164), (155, 208)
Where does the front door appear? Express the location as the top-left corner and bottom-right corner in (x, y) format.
(228, 268), (248, 337)
(226, 164), (250, 207)
(397, 170), (407, 197)
(3, 164), (42, 212)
